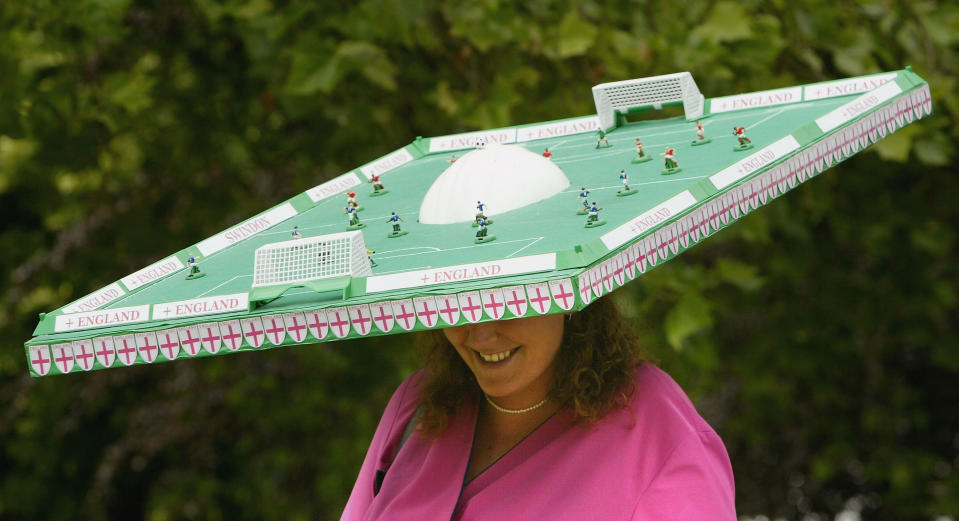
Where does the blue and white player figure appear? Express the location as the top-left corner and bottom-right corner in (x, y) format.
(386, 212), (404, 232)
(619, 169), (630, 191)
(345, 205), (360, 226)
(476, 218), (489, 238)
(475, 201), (488, 222)
(291, 226), (301, 239)
(187, 253), (201, 275)
(579, 187), (590, 209)
(587, 202), (602, 223)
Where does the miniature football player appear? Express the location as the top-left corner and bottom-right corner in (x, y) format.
(579, 187), (590, 209)
(733, 126), (752, 146)
(596, 129), (610, 148)
(448, 155), (457, 163)
(696, 122), (705, 141)
(476, 218), (489, 238)
(291, 226), (301, 239)
(635, 138), (645, 158)
(386, 212), (404, 232)
(586, 202), (602, 224)
(369, 174), (386, 195)
(543, 148), (552, 158)
(185, 252), (205, 279)
(475, 201), (487, 221)
(617, 169), (637, 196)
(663, 147), (678, 169)
(692, 121), (712, 146)
(345, 205), (362, 228)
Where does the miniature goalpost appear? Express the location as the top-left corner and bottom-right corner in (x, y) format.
(592, 72), (705, 130)
(251, 231), (371, 305)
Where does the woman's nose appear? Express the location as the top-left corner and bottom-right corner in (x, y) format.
(465, 322), (499, 346)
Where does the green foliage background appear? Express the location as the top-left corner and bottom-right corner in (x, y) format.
(1, 1), (957, 519)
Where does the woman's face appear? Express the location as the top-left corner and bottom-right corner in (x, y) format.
(443, 314), (564, 409)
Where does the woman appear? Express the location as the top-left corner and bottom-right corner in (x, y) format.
(342, 297), (736, 520)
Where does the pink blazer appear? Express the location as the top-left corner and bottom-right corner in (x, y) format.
(342, 363), (736, 520)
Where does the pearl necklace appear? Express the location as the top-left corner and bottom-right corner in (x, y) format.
(485, 394), (549, 414)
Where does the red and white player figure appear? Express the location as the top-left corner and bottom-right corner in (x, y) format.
(733, 126), (753, 150)
(447, 154), (457, 163)
(663, 147), (678, 169)
(345, 191), (358, 206)
(692, 121), (711, 146)
(369, 174), (388, 196)
(542, 147), (552, 158)
(632, 138), (652, 163)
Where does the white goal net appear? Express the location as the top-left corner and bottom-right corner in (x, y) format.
(592, 72), (705, 130)
(252, 231), (371, 288)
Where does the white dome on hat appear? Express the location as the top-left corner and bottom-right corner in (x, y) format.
(418, 144), (570, 224)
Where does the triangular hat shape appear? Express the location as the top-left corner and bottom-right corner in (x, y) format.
(25, 68), (932, 376)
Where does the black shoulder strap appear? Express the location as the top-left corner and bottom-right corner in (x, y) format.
(373, 405), (422, 496)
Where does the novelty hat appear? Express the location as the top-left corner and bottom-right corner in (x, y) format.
(25, 68), (932, 376)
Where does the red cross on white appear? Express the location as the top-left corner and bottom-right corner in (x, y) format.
(72, 339), (95, 371)
(284, 313), (308, 343)
(29, 345), (52, 376)
(709, 200), (721, 232)
(458, 292), (483, 323)
(480, 288), (505, 320)
(436, 295), (460, 326)
(155, 329), (180, 360)
(612, 254), (625, 286)
(577, 272), (592, 305)
(656, 229), (670, 260)
(349, 305), (372, 336)
(264, 315), (286, 345)
(95, 336), (117, 367)
(115, 335), (138, 366)
(51, 343), (75, 374)
(719, 194), (731, 225)
(370, 302), (395, 333)
(644, 236), (658, 268)
(624, 247), (637, 280)
(134, 332), (160, 363)
(177, 326), (202, 356)
(199, 323), (222, 354)
(327, 308), (351, 338)
(241, 317), (266, 347)
(219, 320), (244, 351)
(600, 262), (613, 292)
(503, 286), (528, 317)
(589, 266), (604, 297)
(305, 310), (329, 340)
(549, 279), (576, 311)
(678, 218), (690, 249)
(414, 296), (439, 328)
(525, 283), (551, 315)
(391, 300), (416, 331)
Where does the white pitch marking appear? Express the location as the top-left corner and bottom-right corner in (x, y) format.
(197, 274), (250, 298)
(379, 246), (442, 254)
(377, 237), (544, 260)
(506, 236), (544, 258)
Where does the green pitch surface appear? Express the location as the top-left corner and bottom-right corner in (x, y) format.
(27, 68), (932, 376)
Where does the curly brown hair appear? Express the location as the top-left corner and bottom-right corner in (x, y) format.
(416, 295), (645, 437)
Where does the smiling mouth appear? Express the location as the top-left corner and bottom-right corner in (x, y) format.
(476, 347), (520, 363)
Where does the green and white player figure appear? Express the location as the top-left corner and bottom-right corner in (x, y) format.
(661, 147), (682, 175)
(596, 129), (611, 148)
(733, 126), (754, 151)
(185, 252), (205, 280)
(585, 202), (606, 228)
(345, 204), (365, 230)
(691, 121), (712, 146)
(366, 248), (377, 268)
(386, 212), (408, 238)
(617, 169), (638, 197)
(474, 217), (496, 243)
(577, 187), (591, 214)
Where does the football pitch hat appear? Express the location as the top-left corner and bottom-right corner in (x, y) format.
(25, 68), (932, 377)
